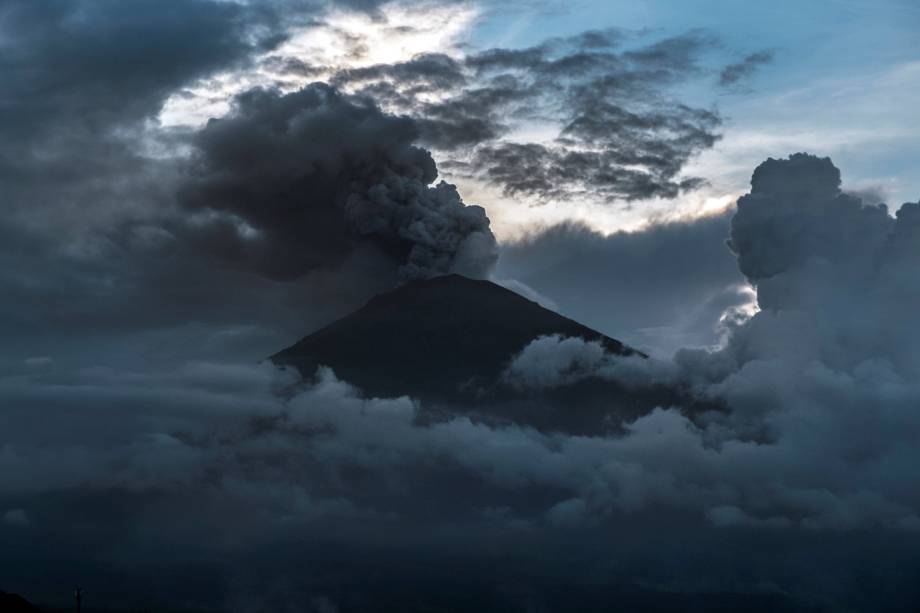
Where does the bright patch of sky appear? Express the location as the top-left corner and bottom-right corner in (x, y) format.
(159, 2), (479, 126)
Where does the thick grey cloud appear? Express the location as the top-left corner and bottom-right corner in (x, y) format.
(0, 0), (299, 252)
(496, 211), (749, 355)
(180, 84), (497, 283)
(504, 334), (678, 391)
(4, 344), (920, 610)
(0, 0), (302, 366)
(501, 154), (920, 536)
(720, 153), (920, 376)
(0, 0), (283, 134)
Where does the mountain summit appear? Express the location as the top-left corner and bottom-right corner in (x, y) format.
(272, 274), (682, 434)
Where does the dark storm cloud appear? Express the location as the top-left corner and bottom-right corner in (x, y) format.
(496, 211), (749, 355)
(0, 0), (300, 365)
(719, 50), (773, 86)
(0, 0), (282, 134)
(0, 0), (299, 241)
(728, 152), (889, 283)
(11, 358), (919, 612)
(325, 29), (725, 202)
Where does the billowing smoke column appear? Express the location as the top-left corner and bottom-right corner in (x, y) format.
(725, 153), (920, 377)
(181, 83), (498, 283)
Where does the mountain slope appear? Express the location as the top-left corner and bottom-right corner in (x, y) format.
(273, 274), (636, 397)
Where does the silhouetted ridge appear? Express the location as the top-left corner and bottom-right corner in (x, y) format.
(0, 591), (40, 612)
(272, 274), (637, 403)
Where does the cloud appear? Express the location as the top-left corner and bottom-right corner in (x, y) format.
(179, 83), (498, 282)
(723, 153), (919, 374)
(3, 349), (918, 605)
(2, 358), (911, 538)
(496, 211), (750, 356)
(0, 0), (298, 239)
(504, 334), (613, 389)
(719, 50), (773, 87)
(0, 0), (317, 367)
(497, 154), (920, 540)
(0, 0), (282, 133)
(674, 156), (920, 530)
(326, 29), (724, 203)
(503, 334), (677, 390)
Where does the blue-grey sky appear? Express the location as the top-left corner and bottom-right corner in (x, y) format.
(471, 0), (920, 208)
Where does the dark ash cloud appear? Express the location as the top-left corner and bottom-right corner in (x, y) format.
(180, 84), (497, 282)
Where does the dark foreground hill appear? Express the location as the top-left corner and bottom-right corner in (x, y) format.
(0, 591), (40, 612)
(273, 274), (698, 434)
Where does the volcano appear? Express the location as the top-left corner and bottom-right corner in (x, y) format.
(272, 274), (689, 434)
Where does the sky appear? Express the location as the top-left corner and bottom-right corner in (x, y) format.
(476, 0), (920, 206)
(1, 1), (920, 611)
